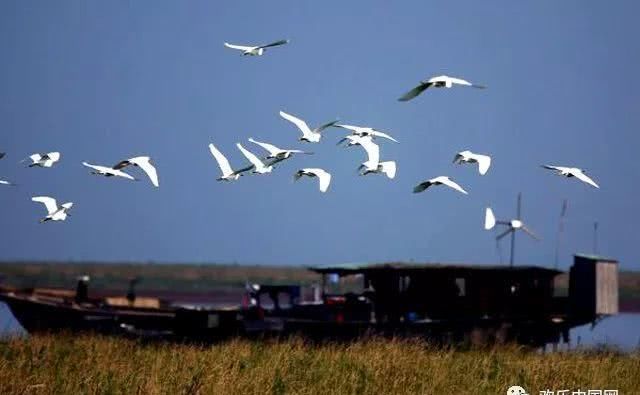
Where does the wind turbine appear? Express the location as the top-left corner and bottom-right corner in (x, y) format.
(485, 193), (539, 267)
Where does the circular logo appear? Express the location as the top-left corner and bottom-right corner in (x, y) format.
(506, 386), (529, 395)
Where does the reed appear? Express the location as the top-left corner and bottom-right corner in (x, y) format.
(0, 334), (638, 394)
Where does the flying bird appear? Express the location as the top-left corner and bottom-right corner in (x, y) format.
(279, 111), (339, 143)
(413, 176), (468, 195)
(32, 196), (73, 223)
(335, 124), (398, 143)
(208, 143), (252, 181)
(398, 75), (486, 102)
(294, 168), (331, 193)
(22, 152), (61, 168)
(82, 162), (137, 181)
(236, 143), (273, 174)
(248, 138), (312, 164)
(351, 136), (397, 179)
(541, 165), (599, 188)
(453, 150), (492, 175)
(223, 39), (289, 56)
(112, 156), (159, 187)
(0, 153), (5, 160)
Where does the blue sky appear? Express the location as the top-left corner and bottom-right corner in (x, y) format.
(0, 1), (638, 270)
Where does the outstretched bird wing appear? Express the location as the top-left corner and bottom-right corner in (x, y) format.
(223, 43), (255, 52)
(469, 152), (491, 175)
(233, 164), (255, 176)
(28, 153), (43, 163)
(449, 77), (486, 89)
(313, 119), (340, 134)
(45, 152), (61, 162)
(248, 138), (281, 156)
(298, 168), (331, 192)
(398, 82), (431, 101)
(82, 162), (104, 172)
(237, 143), (266, 169)
(257, 39), (289, 49)
(280, 111), (313, 138)
(370, 130), (398, 143)
(412, 181), (432, 193)
(378, 161), (397, 179)
(32, 196), (58, 215)
(542, 165), (564, 172)
(286, 150), (312, 155)
(438, 177), (469, 195)
(312, 169), (332, 193)
(208, 143), (234, 178)
(573, 170), (599, 188)
(128, 157), (159, 187)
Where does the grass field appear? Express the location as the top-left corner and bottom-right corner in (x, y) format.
(0, 334), (638, 394)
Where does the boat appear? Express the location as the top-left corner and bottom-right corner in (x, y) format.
(0, 278), (245, 341)
(0, 254), (619, 346)
(249, 254), (619, 346)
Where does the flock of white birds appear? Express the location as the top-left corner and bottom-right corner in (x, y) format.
(1, 38), (600, 231)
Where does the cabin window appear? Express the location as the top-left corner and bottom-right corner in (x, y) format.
(401, 276), (410, 291)
(455, 278), (466, 296)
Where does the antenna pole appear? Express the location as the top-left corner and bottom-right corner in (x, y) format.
(555, 199), (568, 269)
(593, 222), (599, 255)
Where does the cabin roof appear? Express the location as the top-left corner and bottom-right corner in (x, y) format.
(309, 262), (562, 277)
(574, 253), (618, 263)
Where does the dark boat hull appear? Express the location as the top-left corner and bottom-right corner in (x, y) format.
(1, 293), (175, 335)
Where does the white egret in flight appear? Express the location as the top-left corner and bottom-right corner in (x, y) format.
(248, 138), (312, 164)
(82, 162), (136, 181)
(22, 152), (61, 168)
(541, 165), (599, 188)
(208, 143), (252, 181)
(399, 75), (486, 101)
(279, 111), (339, 143)
(223, 39), (289, 56)
(453, 150), (492, 175)
(112, 156), (159, 187)
(335, 124), (398, 143)
(413, 176), (468, 195)
(352, 136), (397, 179)
(294, 168), (331, 193)
(32, 196), (73, 223)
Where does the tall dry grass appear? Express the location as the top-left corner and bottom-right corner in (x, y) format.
(0, 334), (638, 394)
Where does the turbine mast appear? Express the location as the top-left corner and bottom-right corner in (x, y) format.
(509, 193), (522, 267)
